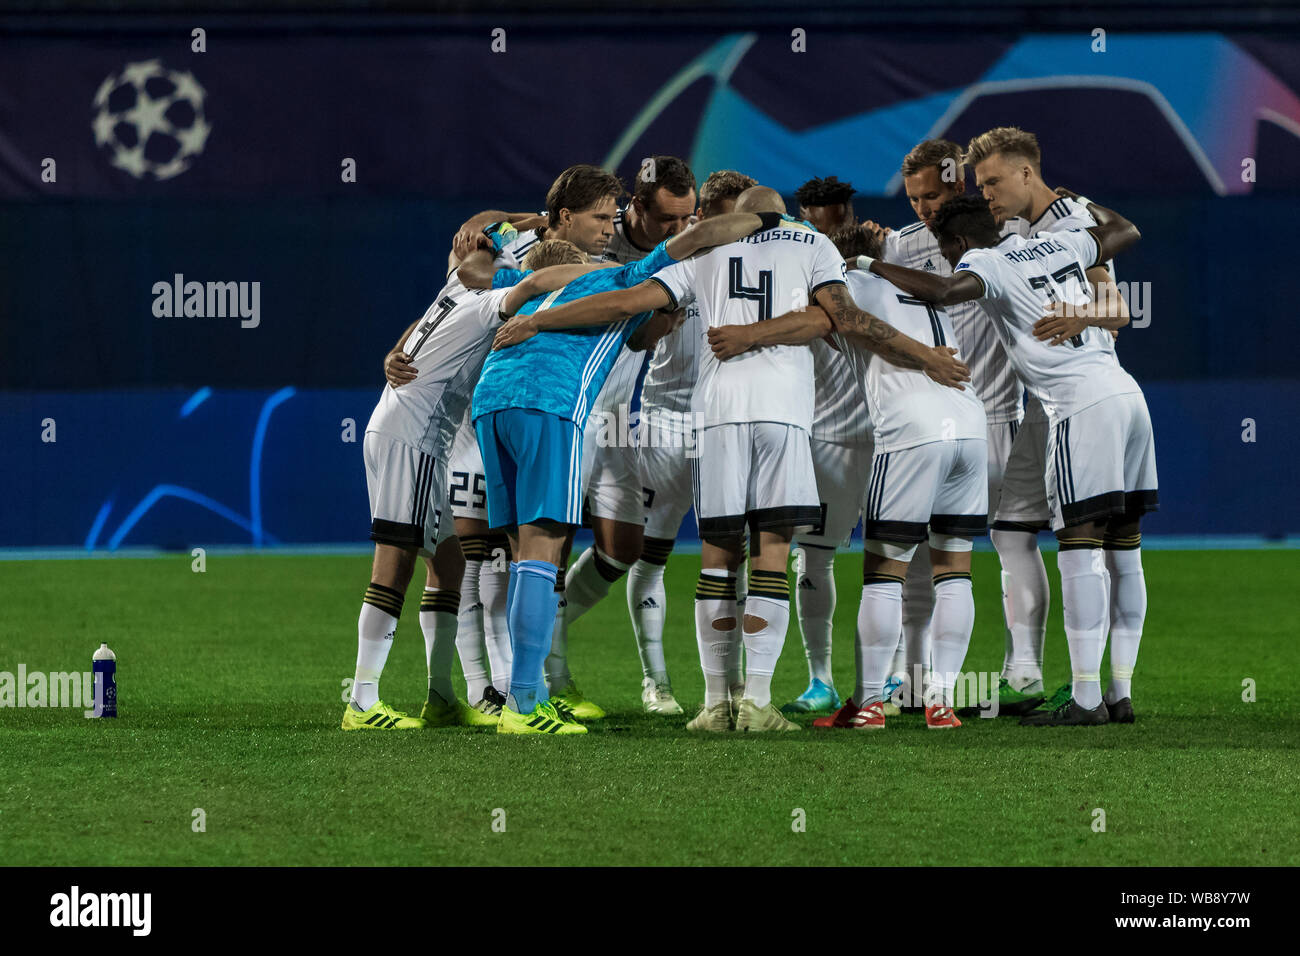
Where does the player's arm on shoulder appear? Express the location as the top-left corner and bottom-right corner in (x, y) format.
(500, 262), (612, 318)
(541, 280), (671, 329)
(665, 212), (764, 259)
(813, 283), (970, 388)
(492, 280), (672, 351)
(628, 309), (684, 352)
(1064, 194), (1140, 262)
(384, 319), (421, 387)
(707, 305), (831, 361)
(869, 260), (982, 306)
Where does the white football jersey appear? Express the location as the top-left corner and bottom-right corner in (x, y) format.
(493, 214), (548, 270)
(366, 283), (511, 456)
(884, 220), (1023, 425)
(649, 223), (847, 430)
(640, 300), (700, 431)
(835, 270), (985, 453)
(954, 229), (1139, 424)
(603, 207), (660, 265)
(593, 207), (654, 417)
(810, 336), (873, 444)
(1006, 196), (1117, 424)
(1006, 197), (1113, 279)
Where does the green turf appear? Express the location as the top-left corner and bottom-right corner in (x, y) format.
(1, 550), (1296, 866)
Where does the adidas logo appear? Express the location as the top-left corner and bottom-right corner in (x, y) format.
(637, 597), (660, 609)
(797, 578), (816, 590)
(923, 258), (936, 272)
(464, 602), (484, 613)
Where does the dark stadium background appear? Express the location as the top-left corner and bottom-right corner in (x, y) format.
(3, 0), (1298, 550)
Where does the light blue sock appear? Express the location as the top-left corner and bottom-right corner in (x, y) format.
(506, 559), (560, 714)
(507, 561), (520, 619)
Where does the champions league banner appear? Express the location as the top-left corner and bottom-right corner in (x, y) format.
(2, 28), (1300, 199)
(3, 18), (1300, 547)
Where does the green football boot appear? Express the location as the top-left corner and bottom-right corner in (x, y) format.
(341, 699), (426, 731)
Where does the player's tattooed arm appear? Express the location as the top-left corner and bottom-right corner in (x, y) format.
(384, 319), (421, 388)
(492, 281), (672, 351)
(868, 261), (983, 307)
(814, 284), (970, 388)
(707, 306), (831, 361)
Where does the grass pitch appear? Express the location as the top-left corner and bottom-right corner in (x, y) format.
(1, 549), (1296, 866)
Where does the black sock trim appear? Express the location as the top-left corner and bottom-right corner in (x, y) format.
(1103, 533), (1142, 550)
(748, 568), (789, 601)
(459, 534), (491, 562)
(863, 572), (906, 586)
(1057, 536), (1103, 552)
(640, 537), (674, 566)
(486, 533), (513, 560)
(933, 571), (972, 586)
(695, 572), (737, 601)
(593, 550), (628, 583)
(364, 581), (405, 616)
(420, 589), (461, 614)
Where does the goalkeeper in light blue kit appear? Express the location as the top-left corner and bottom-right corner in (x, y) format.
(471, 207), (793, 734)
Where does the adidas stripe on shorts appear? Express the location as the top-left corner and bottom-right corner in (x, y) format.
(364, 431), (453, 552)
(1046, 392), (1159, 530)
(693, 421), (821, 538)
(863, 438), (989, 544)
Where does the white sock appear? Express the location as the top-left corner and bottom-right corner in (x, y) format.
(888, 631), (906, 685)
(855, 579), (903, 704)
(565, 546), (631, 624)
(479, 556), (513, 692)
(695, 569), (739, 707)
(453, 561), (489, 702)
(741, 589), (789, 709)
(546, 587), (572, 691)
(726, 622), (745, 694)
(929, 575), (975, 708)
(352, 592), (402, 711)
(992, 528), (1050, 687)
(420, 588), (460, 704)
(793, 544), (836, 685)
(1105, 546), (1146, 703)
(1057, 547), (1109, 710)
(901, 548), (934, 705)
(627, 558), (669, 683)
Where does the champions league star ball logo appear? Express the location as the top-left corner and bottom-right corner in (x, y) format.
(92, 60), (211, 180)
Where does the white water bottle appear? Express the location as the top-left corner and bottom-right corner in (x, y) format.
(92, 643), (117, 718)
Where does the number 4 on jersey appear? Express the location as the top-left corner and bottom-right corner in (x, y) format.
(727, 257), (773, 320)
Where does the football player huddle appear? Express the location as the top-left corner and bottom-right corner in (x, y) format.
(342, 125), (1156, 736)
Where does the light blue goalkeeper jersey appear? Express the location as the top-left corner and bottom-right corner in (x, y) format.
(471, 240), (674, 427)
